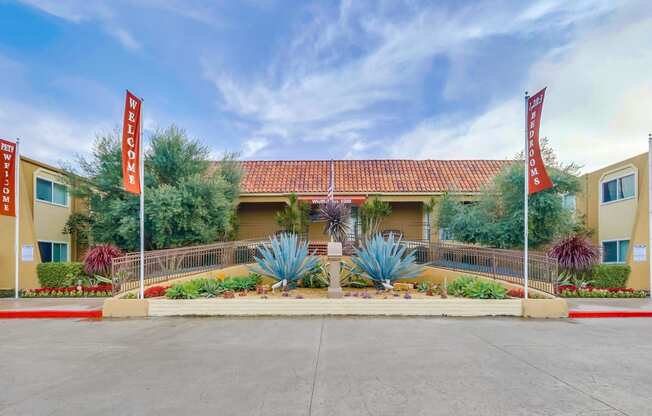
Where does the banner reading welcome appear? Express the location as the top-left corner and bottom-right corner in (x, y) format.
(527, 88), (553, 194)
(122, 90), (143, 194)
(0, 138), (17, 217)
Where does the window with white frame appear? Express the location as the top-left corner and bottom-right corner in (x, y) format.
(601, 174), (635, 203)
(36, 177), (69, 206)
(561, 194), (576, 212)
(439, 228), (454, 241)
(602, 240), (629, 264)
(38, 241), (68, 263)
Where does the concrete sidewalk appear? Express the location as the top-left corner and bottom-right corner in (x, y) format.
(0, 298), (104, 318)
(0, 298), (104, 311)
(567, 298), (652, 311)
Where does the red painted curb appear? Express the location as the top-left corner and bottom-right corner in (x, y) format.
(0, 309), (102, 319)
(569, 310), (652, 318)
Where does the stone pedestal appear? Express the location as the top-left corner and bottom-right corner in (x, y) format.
(327, 242), (343, 299)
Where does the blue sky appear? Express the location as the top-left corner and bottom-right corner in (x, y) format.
(0, 0), (650, 171)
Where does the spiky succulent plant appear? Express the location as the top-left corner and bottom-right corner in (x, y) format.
(253, 233), (320, 288)
(319, 200), (350, 242)
(351, 233), (422, 287)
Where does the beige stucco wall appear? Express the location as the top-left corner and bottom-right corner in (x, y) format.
(33, 168), (72, 257)
(236, 202), (284, 240)
(579, 152), (649, 289)
(235, 193), (480, 242)
(0, 158), (80, 290)
(377, 201), (423, 240)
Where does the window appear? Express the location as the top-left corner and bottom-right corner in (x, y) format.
(602, 240), (629, 263)
(561, 194), (576, 212)
(439, 228), (454, 241)
(38, 241), (68, 263)
(36, 178), (68, 206)
(601, 174), (635, 203)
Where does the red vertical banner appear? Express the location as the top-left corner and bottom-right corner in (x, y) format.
(527, 88), (553, 194)
(122, 90), (142, 194)
(0, 139), (17, 217)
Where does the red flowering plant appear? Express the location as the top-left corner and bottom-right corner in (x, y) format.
(507, 288), (524, 298)
(21, 284), (112, 298)
(558, 286), (647, 298)
(144, 285), (169, 298)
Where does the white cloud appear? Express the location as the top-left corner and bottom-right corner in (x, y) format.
(392, 0), (652, 172)
(106, 27), (141, 51)
(18, 0), (112, 22)
(0, 98), (109, 165)
(203, 0), (620, 156)
(241, 138), (269, 158)
(392, 99), (521, 160)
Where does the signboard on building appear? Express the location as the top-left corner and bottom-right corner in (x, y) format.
(21, 244), (34, 262)
(633, 244), (646, 262)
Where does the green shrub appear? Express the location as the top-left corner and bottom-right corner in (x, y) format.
(194, 278), (224, 298)
(165, 283), (199, 299)
(447, 275), (476, 297)
(36, 262), (85, 288)
(221, 274), (261, 292)
(462, 279), (507, 299)
(591, 264), (631, 288)
(447, 275), (507, 299)
(300, 264), (329, 288)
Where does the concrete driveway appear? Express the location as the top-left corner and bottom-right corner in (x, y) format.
(1, 317), (650, 415)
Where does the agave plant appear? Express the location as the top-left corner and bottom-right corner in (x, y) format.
(351, 233), (422, 289)
(253, 233), (320, 289)
(319, 200), (350, 242)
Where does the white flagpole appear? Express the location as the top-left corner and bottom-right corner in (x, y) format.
(139, 101), (145, 300)
(524, 92), (529, 299)
(648, 133), (652, 299)
(14, 138), (20, 299)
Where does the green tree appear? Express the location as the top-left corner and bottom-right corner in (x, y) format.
(65, 125), (241, 251)
(359, 196), (392, 238)
(438, 144), (581, 249)
(422, 196), (438, 241)
(275, 193), (311, 236)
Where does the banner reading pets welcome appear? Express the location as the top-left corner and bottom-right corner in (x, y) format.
(527, 88), (553, 194)
(121, 90), (142, 194)
(0, 138), (17, 217)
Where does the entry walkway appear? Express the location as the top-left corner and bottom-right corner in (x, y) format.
(0, 298), (104, 318)
(567, 298), (652, 318)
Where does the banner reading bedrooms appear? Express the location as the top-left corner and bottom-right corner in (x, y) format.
(122, 90), (143, 194)
(0, 139), (17, 217)
(527, 88), (553, 195)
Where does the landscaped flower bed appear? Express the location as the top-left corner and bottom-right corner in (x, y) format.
(22, 284), (113, 298)
(558, 285), (647, 298)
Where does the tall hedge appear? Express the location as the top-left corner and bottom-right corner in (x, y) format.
(36, 262), (85, 288)
(591, 264), (631, 288)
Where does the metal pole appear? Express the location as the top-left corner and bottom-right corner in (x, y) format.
(14, 138), (20, 299)
(524, 92), (529, 299)
(139, 102), (145, 300)
(648, 133), (652, 298)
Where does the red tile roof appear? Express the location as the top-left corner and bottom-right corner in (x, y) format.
(238, 160), (510, 194)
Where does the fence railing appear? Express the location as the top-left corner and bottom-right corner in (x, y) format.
(111, 239), (267, 295)
(111, 237), (559, 295)
(401, 240), (558, 294)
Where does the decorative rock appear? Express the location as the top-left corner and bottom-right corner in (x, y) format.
(394, 283), (414, 291)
